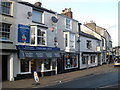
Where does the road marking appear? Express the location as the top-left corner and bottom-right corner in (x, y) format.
(99, 84), (119, 88)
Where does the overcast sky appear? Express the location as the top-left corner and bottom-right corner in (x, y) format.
(23, 0), (119, 47)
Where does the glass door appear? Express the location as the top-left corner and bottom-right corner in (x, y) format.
(31, 59), (36, 72)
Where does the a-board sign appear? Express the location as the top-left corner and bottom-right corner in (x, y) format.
(34, 71), (39, 83)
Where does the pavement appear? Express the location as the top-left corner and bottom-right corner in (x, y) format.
(2, 63), (118, 89)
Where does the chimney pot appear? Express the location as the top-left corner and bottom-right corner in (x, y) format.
(34, 2), (42, 7)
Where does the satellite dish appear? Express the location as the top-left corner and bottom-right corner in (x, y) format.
(51, 16), (58, 23)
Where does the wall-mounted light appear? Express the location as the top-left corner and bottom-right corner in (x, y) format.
(27, 12), (32, 19)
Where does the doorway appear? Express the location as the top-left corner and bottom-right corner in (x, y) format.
(2, 55), (8, 81)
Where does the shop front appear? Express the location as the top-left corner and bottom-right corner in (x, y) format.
(80, 52), (99, 69)
(16, 45), (60, 80)
(59, 52), (79, 73)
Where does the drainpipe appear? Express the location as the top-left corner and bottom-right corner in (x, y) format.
(77, 23), (82, 69)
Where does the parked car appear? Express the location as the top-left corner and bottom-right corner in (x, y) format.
(114, 56), (120, 66)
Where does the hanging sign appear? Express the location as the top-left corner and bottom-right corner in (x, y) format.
(18, 24), (30, 43)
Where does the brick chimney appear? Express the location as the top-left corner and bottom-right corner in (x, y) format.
(61, 8), (73, 18)
(34, 2), (42, 7)
(84, 20), (96, 31)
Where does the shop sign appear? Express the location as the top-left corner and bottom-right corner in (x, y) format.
(18, 24), (30, 43)
(19, 50), (60, 59)
(33, 71), (39, 83)
(17, 45), (60, 51)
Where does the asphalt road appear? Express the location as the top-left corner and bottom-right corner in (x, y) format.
(45, 68), (120, 89)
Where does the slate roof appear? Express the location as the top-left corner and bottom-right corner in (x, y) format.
(80, 31), (100, 40)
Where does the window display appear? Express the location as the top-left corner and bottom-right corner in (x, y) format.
(65, 54), (78, 69)
(82, 56), (88, 64)
(52, 60), (56, 69)
(21, 60), (29, 72)
(44, 59), (51, 70)
(90, 56), (96, 63)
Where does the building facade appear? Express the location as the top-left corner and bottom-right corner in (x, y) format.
(56, 8), (79, 73)
(0, 0), (18, 81)
(79, 25), (102, 69)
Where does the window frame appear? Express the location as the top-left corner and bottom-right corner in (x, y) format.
(65, 18), (71, 30)
(30, 26), (47, 46)
(20, 59), (31, 73)
(0, 23), (11, 41)
(0, 2), (12, 16)
(86, 40), (92, 49)
(32, 10), (43, 24)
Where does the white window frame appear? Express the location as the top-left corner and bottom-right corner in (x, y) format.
(31, 26), (47, 46)
(0, 23), (11, 41)
(70, 34), (75, 49)
(37, 28), (46, 46)
(0, 2), (13, 16)
(65, 18), (72, 30)
(32, 10), (43, 23)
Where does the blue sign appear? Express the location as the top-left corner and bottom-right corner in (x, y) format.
(18, 24), (30, 43)
(17, 45), (60, 51)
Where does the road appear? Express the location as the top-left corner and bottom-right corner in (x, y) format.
(45, 67), (120, 89)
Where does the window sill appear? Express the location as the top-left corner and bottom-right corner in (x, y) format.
(20, 72), (32, 74)
(0, 40), (13, 44)
(1, 13), (13, 17)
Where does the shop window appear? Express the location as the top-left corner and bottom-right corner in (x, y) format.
(21, 60), (29, 72)
(90, 56), (96, 63)
(32, 10), (42, 23)
(65, 55), (78, 69)
(0, 2), (12, 15)
(0, 23), (11, 41)
(44, 59), (51, 70)
(82, 56), (88, 64)
(37, 60), (42, 71)
(52, 60), (56, 69)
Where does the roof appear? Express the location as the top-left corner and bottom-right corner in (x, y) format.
(18, 1), (56, 14)
(80, 31), (100, 41)
(57, 14), (78, 22)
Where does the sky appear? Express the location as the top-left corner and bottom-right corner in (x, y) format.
(23, 0), (119, 47)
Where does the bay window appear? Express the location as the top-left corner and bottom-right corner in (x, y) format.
(31, 26), (46, 46)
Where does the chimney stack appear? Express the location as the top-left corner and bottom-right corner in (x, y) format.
(34, 2), (42, 7)
(61, 8), (73, 18)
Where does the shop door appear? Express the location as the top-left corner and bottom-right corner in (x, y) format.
(31, 59), (36, 72)
(2, 55), (8, 81)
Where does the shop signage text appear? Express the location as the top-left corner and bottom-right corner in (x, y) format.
(17, 45), (60, 51)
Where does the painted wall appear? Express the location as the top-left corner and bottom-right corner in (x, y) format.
(57, 14), (79, 52)
(0, 1), (17, 50)
(79, 35), (99, 69)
